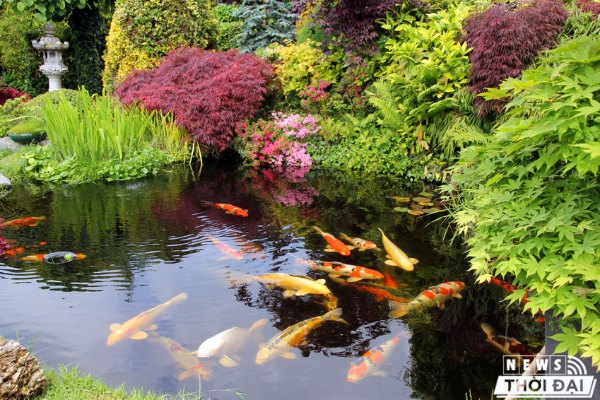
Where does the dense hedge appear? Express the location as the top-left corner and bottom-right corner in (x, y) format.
(102, 0), (218, 92)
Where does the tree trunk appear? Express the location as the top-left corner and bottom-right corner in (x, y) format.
(0, 336), (47, 399)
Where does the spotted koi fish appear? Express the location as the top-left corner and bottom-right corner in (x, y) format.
(1, 216), (46, 228)
(339, 233), (377, 251)
(480, 323), (532, 357)
(378, 228), (418, 272)
(207, 235), (244, 261)
(347, 334), (402, 382)
(202, 201), (248, 217)
(255, 308), (348, 365)
(389, 281), (465, 318)
(150, 334), (213, 381)
(308, 260), (383, 282)
(313, 226), (352, 256)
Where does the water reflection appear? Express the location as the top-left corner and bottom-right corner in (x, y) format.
(0, 164), (543, 399)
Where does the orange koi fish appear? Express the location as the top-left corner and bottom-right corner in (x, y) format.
(485, 277), (529, 303)
(313, 226), (352, 256)
(382, 266), (399, 289)
(308, 260), (383, 283)
(207, 235), (244, 261)
(4, 247), (25, 257)
(1, 216), (46, 228)
(202, 201), (248, 217)
(150, 334), (213, 380)
(378, 228), (418, 272)
(255, 308), (348, 365)
(339, 233), (377, 251)
(389, 281), (465, 318)
(347, 334), (403, 382)
(333, 277), (408, 303)
(106, 292), (188, 346)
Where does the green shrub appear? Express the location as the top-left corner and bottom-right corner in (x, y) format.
(102, 0), (218, 92)
(234, 0), (296, 53)
(214, 3), (243, 51)
(0, 7), (46, 95)
(449, 36), (600, 368)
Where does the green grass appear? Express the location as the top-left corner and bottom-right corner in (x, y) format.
(34, 366), (205, 400)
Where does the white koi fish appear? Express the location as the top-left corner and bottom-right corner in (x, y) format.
(106, 292), (188, 346)
(197, 318), (268, 367)
(347, 334), (403, 382)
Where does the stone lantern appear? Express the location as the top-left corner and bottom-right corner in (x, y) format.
(31, 23), (69, 92)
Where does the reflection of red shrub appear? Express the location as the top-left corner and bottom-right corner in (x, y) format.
(0, 236), (11, 258)
(463, 0), (567, 116)
(115, 47), (274, 152)
(0, 80), (30, 105)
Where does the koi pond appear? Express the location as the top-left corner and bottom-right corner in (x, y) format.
(0, 162), (543, 400)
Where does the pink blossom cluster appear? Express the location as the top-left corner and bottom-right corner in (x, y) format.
(272, 112), (320, 140)
(299, 81), (330, 109)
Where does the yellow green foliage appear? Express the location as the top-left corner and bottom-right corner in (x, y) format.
(271, 39), (341, 97)
(102, 0), (218, 93)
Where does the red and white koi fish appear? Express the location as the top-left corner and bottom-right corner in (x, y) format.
(339, 233), (377, 252)
(480, 323), (532, 357)
(1, 216), (46, 228)
(207, 235), (244, 261)
(308, 260), (383, 283)
(255, 308), (348, 365)
(389, 281), (465, 318)
(347, 334), (403, 382)
(202, 201), (248, 217)
(378, 228), (418, 272)
(313, 226), (352, 256)
(106, 292), (188, 346)
(150, 334), (213, 381)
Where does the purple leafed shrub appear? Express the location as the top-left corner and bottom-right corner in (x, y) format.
(0, 79), (29, 105)
(115, 47), (274, 152)
(294, 0), (399, 54)
(577, 0), (600, 19)
(463, 0), (568, 116)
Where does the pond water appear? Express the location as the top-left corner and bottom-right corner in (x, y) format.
(0, 162), (543, 400)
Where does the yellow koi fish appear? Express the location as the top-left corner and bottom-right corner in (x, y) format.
(254, 273), (331, 298)
(150, 334), (213, 381)
(207, 235), (243, 261)
(106, 292), (188, 346)
(389, 281), (465, 318)
(378, 228), (418, 272)
(197, 318), (268, 367)
(255, 308), (348, 365)
(347, 334), (403, 382)
(339, 233), (378, 251)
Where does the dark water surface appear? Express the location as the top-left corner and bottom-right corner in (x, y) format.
(0, 163), (542, 400)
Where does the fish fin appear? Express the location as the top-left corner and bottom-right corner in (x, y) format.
(219, 355), (239, 368)
(346, 277), (363, 283)
(110, 323), (122, 332)
(295, 289), (310, 296)
(297, 339), (309, 347)
(313, 226), (324, 235)
(282, 290), (296, 298)
(384, 260), (398, 267)
(315, 279), (326, 285)
(452, 293), (463, 299)
(281, 352), (297, 360)
(249, 318), (269, 332)
(324, 247), (336, 253)
(374, 295), (385, 302)
(372, 371), (388, 377)
(358, 248), (367, 252)
(328, 273), (342, 279)
(131, 331), (149, 340)
(148, 324), (159, 331)
(409, 258), (419, 265)
(389, 303), (409, 318)
(177, 371), (193, 381)
(325, 308), (349, 324)
(347, 246), (355, 250)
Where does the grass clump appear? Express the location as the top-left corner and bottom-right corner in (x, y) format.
(34, 366), (204, 400)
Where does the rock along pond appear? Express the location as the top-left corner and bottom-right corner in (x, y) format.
(0, 162), (543, 400)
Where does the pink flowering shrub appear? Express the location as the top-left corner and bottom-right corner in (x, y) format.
(235, 112), (320, 170)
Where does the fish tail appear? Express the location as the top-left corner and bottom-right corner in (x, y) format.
(313, 226), (324, 236)
(480, 323), (495, 339)
(324, 308), (349, 324)
(388, 302), (410, 318)
(249, 318), (269, 332)
(339, 232), (352, 242)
